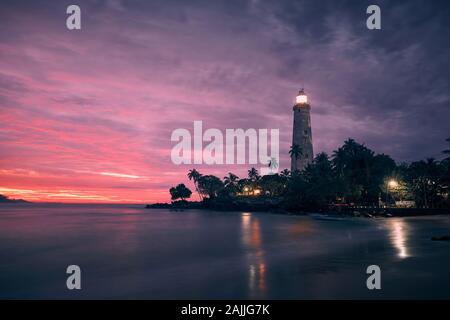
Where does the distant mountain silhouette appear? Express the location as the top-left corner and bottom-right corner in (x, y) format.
(0, 194), (29, 203)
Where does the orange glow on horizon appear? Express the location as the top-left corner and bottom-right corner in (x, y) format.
(0, 187), (155, 203)
(0, 167), (170, 203)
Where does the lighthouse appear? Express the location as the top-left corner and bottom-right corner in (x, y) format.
(291, 89), (314, 172)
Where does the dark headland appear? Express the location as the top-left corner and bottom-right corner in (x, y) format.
(146, 199), (450, 218)
(0, 194), (29, 204)
(146, 138), (450, 218)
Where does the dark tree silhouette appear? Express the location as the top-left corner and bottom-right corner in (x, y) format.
(223, 172), (240, 196)
(289, 144), (302, 161)
(169, 184), (192, 201)
(197, 175), (224, 199)
(187, 169), (203, 200)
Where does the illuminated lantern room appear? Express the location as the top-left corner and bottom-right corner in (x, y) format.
(295, 88), (308, 105)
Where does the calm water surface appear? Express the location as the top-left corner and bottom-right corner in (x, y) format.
(1, 203), (450, 299)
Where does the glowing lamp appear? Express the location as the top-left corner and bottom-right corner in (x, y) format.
(296, 88), (308, 105)
(388, 179), (398, 188)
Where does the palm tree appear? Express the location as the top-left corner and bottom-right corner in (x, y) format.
(280, 169), (290, 178)
(289, 144), (302, 171)
(289, 144), (302, 159)
(187, 169), (203, 200)
(223, 172), (240, 195)
(248, 167), (260, 181)
(331, 139), (379, 205)
(247, 167), (260, 193)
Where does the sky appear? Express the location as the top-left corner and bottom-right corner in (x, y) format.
(1, 0), (449, 203)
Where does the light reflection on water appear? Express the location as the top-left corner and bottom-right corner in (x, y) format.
(387, 219), (410, 259)
(240, 213), (266, 298)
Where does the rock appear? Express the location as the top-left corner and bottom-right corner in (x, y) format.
(431, 236), (450, 241)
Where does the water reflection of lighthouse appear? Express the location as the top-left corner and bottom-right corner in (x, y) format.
(241, 213), (267, 298)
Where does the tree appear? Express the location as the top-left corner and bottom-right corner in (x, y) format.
(188, 169), (203, 200)
(246, 167), (260, 193)
(302, 153), (339, 208)
(237, 177), (252, 195)
(280, 169), (290, 179)
(247, 167), (260, 182)
(223, 172), (240, 196)
(283, 169), (308, 209)
(404, 158), (445, 208)
(259, 173), (285, 196)
(169, 184), (192, 201)
(371, 153), (397, 205)
(332, 139), (395, 206)
(197, 175), (224, 199)
(289, 144), (302, 172)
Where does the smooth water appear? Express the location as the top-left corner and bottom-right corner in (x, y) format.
(0, 203), (450, 299)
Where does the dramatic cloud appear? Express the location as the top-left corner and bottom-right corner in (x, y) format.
(0, 0), (449, 202)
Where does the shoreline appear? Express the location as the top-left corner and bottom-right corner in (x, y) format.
(3, 201), (449, 218)
(145, 201), (450, 217)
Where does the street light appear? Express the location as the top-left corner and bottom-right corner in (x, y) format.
(386, 179), (399, 207)
(388, 179), (398, 189)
